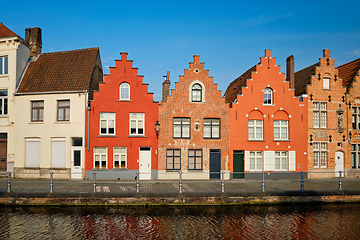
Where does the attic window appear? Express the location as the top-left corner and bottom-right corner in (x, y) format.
(233, 86), (237, 90)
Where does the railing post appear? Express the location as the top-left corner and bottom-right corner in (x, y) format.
(7, 171), (11, 193)
(300, 171), (304, 191)
(136, 172), (140, 193)
(338, 170), (343, 191)
(261, 171), (265, 192)
(93, 172), (97, 193)
(221, 171), (225, 193)
(179, 171), (183, 193)
(50, 172), (54, 193)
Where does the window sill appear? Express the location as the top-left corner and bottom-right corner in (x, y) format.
(29, 121), (44, 124)
(112, 168), (129, 171)
(128, 135), (146, 138)
(248, 139), (265, 142)
(50, 168), (67, 170)
(204, 137), (221, 139)
(166, 170), (181, 172)
(92, 168), (109, 171)
(173, 137), (191, 139)
(98, 135), (117, 137)
(262, 103), (275, 106)
(188, 169), (203, 172)
(273, 140), (291, 142)
(0, 115), (8, 118)
(118, 99), (132, 102)
(0, 74), (9, 78)
(54, 121), (71, 124)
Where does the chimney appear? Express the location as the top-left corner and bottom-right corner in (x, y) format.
(25, 27), (42, 59)
(323, 49), (330, 58)
(286, 55), (295, 89)
(162, 71), (170, 102)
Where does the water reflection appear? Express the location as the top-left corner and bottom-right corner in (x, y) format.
(1, 204), (360, 239)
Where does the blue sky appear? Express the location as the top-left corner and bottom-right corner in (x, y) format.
(2, 0), (360, 101)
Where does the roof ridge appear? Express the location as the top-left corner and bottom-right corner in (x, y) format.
(41, 47), (99, 55)
(336, 58), (360, 69)
(0, 22), (17, 38)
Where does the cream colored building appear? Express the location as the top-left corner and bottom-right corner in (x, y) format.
(0, 23), (31, 173)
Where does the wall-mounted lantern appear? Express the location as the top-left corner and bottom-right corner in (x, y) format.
(155, 121), (160, 138)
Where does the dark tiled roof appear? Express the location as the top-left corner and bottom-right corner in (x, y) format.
(337, 58), (360, 88)
(224, 65), (256, 103)
(17, 48), (100, 93)
(294, 63), (318, 96)
(0, 22), (17, 38)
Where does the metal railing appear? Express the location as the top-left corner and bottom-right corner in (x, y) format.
(0, 170), (357, 194)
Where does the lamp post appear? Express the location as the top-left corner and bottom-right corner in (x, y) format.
(155, 121), (160, 138)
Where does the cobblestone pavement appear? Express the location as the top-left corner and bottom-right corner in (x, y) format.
(1, 177), (359, 194)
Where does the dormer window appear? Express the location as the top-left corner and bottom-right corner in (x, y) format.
(264, 88), (273, 105)
(323, 77), (330, 89)
(119, 82), (130, 100)
(192, 84), (202, 102)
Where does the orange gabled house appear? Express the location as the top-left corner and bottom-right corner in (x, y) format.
(224, 50), (308, 179)
(85, 52), (159, 180)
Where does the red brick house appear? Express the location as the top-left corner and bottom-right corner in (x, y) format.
(294, 49), (347, 178)
(337, 57), (360, 177)
(85, 52), (159, 180)
(224, 50), (308, 179)
(158, 55), (230, 179)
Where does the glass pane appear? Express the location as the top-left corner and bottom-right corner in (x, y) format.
(352, 144), (356, 151)
(131, 120), (136, 128)
(204, 126), (211, 138)
(65, 108), (70, 120)
(101, 147), (107, 153)
(114, 148), (120, 154)
(130, 113), (137, 119)
(138, 120), (143, 128)
(313, 102), (319, 110)
(38, 109), (44, 121)
(174, 118), (181, 124)
(137, 113), (144, 119)
(248, 120), (254, 126)
(182, 118), (190, 124)
(4, 57), (8, 74)
(196, 150), (202, 156)
(189, 150), (195, 157)
(212, 126), (220, 138)
(320, 102), (326, 110)
(0, 58), (2, 74)
(167, 150), (173, 156)
(95, 155), (100, 161)
(4, 98), (7, 115)
(74, 150), (81, 166)
(204, 119), (211, 125)
(58, 108), (64, 120)
(174, 150), (181, 156)
(58, 100), (70, 107)
(183, 125), (190, 137)
(120, 147), (126, 154)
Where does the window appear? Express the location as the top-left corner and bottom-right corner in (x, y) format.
(313, 142), (327, 168)
(204, 118), (220, 139)
(352, 107), (360, 130)
(130, 113), (144, 135)
(0, 56), (8, 75)
(31, 101), (44, 122)
(188, 149), (202, 170)
(275, 151), (287, 170)
(120, 82), (130, 100)
(57, 100), (70, 121)
(323, 77), (330, 89)
(351, 144), (360, 169)
(249, 151), (262, 170)
(26, 138), (40, 167)
(274, 120), (288, 140)
(100, 113), (115, 135)
(52, 138), (66, 168)
(248, 120), (263, 140)
(264, 88), (273, 105)
(94, 147), (107, 169)
(191, 84), (202, 102)
(114, 147), (127, 169)
(313, 102), (326, 128)
(167, 149), (181, 170)
(173, 118), (190, 138)
(0, 90), (8, 116)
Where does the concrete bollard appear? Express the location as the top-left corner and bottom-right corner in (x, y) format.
(261, 171), (265, 192)
(136, 172), (140, 193)
(93, 172), (97, 193)
(50, 172), (54, 193)
(179, 171), (183, 193)
(7, 171), (11, 193)
(338, 170), (343, 191)
(221, 171), (225, 193)
(300, 171), (304, 191)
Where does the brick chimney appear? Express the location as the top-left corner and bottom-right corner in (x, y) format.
(323, 49), (330, 58)
(25, 27), (42, 59)
(162, 71), (170, 102)
(286, 55), (295, 89)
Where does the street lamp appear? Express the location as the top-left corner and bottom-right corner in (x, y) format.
(155, 121), (160, 138)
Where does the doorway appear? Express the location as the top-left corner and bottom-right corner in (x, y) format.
(210, 149), (221, 179)
(71, 138), (83, 179)
(335, 151), (344, 177)
(233, 150), (244, 179)
(139, 147), (151, 180)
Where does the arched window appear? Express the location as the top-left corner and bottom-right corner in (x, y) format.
(192, 84), (202, 102)
(119, 83), (130, 100)
(264, 88), (273, 105)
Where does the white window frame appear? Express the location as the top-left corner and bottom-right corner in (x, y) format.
(191, 84), (202, 102)
(100, 112), (115, 135)
(275, 151), (288, 171)
(130, 113), (145, 135)
(248, 120), (263, 140)
(274, 120), (288, 140)
(0, 89), (8, 116)
(94, 147), (107, 169)
(323, 77), (330, 89)
(189, 81), (205, 103)
(249, 151), (262, 171)
(119, 82), (130, 100)
(313, 142), (327, 168)
(0, 56), (8, 75)
(113, 147), (127, 169)
(313, 102), (326, 128)
(264, 88), (273, 105)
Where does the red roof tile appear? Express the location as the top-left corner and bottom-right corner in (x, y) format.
(337, 58), (360, 87)
(0, 22), (17, 38)
(17, 48), (100, 93)
(224, 65), (257, 103)
(294, 63), (318, 96)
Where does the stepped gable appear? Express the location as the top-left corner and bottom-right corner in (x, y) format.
(294, 63), (318, 96)
(17, 48), (100, 93)
(224, 65), (256, 104)
(337, 58), (360, 88)
(0, 22), (17, 38)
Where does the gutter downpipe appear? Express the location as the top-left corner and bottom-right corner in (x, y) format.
(84, 90), (89, 179)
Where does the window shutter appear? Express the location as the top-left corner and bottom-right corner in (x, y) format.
(26, 139), (40, 167)
(289, 151), (296, 171)
(264, 151), (275, 171)
(244, 151), (250, 171)
(52, 138), (66, 168)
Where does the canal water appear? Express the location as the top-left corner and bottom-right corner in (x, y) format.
(1, 203), (360, 239)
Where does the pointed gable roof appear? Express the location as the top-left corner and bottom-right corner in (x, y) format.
(337, 58), (360, 88)
(294, 63), (318, 96)
(17, 48), (100, 93)
(224, 65), (256, 103)
(0, 22), (17, 38)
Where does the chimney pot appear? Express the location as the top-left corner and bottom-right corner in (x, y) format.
(323, 49), (331, 58)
